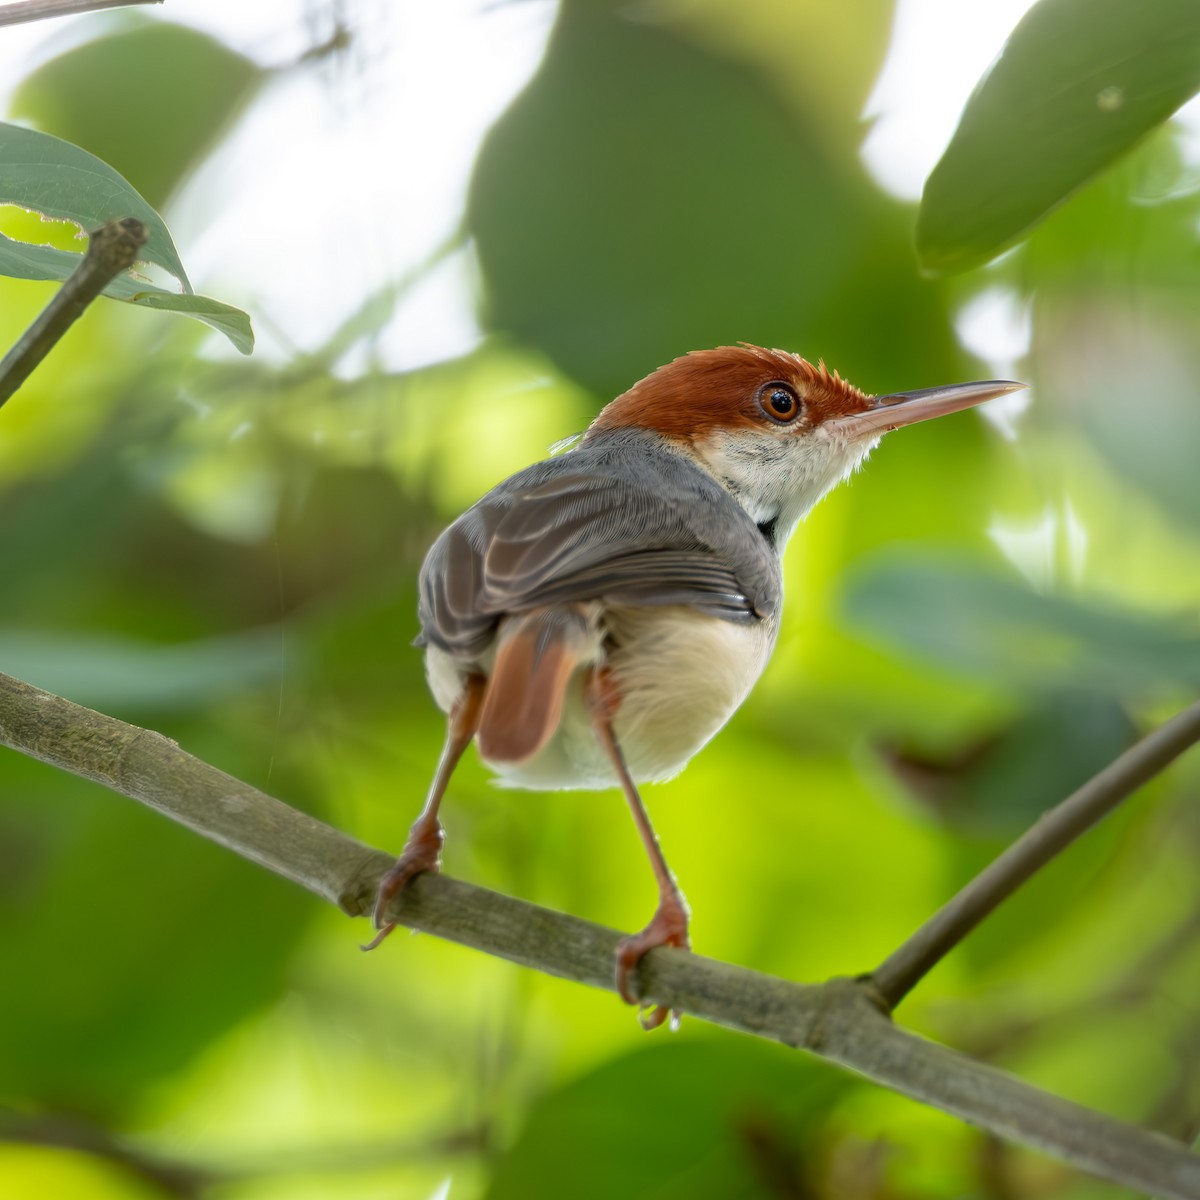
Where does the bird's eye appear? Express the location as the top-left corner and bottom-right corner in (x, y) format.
(759, 383), (801, 423)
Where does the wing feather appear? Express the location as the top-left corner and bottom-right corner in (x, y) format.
(418, 434), (780, 658)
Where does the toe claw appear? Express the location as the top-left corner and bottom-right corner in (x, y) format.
(612, 892), (691, 1027)
(639, 1004), (671, 1031)
(363, 820), (444, 951)
(359, 923), (396, 952)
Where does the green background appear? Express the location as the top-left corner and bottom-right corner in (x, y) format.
(1, 2), (1198, 1197)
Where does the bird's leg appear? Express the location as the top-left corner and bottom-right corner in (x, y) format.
(362, 672), (486, 951)
(584, 666), (690, 1030)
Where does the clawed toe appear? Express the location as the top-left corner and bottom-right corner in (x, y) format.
(613, 895), (691, 1027)
(361, 822), (443, 951)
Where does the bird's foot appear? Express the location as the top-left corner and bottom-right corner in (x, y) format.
(614, 892), (691, 1030)
(360, 816), (444, 951)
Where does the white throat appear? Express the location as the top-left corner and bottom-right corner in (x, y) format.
(692, 426), (880, 552)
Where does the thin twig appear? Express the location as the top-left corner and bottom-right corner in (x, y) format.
(869, 699), (1200, 1011)
(0, 217), (146, 410)
(0, 0), (159, 26)
(1, 673), (1198, 1198)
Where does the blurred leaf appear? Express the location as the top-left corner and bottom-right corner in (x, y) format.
(1019, 123), (1200, 287)
(0, 122), (190, 290)
(0, 1145), (163, 1200)
(484, 1039), (851, 1200)
(657, 0), (895, 156)
(0, 628), (283, 711)
(917, 0), (1200, 274)
(0, 747), (316, 1117)
(883, 690), (1136, 835)
(10, 19), (263, 210)
(876, 691), (1144, 983)
(0, 232), (254, 352)
(994, 125), (1200, 534)
(1028, 297), (1200, 529)
(469, 1), (954, 398)
(842, 554), (1200, 693)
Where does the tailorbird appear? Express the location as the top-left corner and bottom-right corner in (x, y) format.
(364, 344), (1024, 1026)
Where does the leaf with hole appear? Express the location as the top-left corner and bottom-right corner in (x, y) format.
(1, 121), (190, 287)
(0, 125), (253, 353)
(0, 231), (253, 354)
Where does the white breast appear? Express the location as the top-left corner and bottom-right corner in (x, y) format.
(442, 604), (776, 791)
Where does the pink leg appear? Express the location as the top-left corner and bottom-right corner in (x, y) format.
(584, 667), (690, 1030)
(361, 674), (486, 951)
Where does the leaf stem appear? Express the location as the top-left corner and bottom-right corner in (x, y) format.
(868, 698), (1200, 1010)
(0, 217), (146, 410)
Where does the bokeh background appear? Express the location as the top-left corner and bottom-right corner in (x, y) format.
(1, 1), (1199, 1197)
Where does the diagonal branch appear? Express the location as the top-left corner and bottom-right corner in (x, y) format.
(0, 217), (146, 410)
(868, 698), (1200, 1010)
(1, 670), (1199, 1200)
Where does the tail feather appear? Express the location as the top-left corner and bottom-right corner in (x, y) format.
(477, 607), (590, 764)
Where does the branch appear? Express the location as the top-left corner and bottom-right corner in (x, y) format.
(869, 699), (1200, 1009)
(0, 217), (146, 410)
(1, 670), (1198, 1200)
(0, 0), (160, 26)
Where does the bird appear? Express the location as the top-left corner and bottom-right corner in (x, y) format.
(363, 344), (1024, 1027)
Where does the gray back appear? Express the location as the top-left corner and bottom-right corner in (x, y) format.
(417, 428), (782, 659)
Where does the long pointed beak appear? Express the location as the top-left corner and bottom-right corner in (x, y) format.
(831, 379), (1027, 438)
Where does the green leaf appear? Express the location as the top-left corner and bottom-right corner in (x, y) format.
(0, 228), (71, 278)
(484, 1040), (851, 1200)
(841, 554), (1200, 693)
(0, 23), (260, 353)
(0, 231), (254, 353)
(10, 19), (262, 210)
(121, 290), (254, 355)
(917, 0), (1200, 274)
(0, 121), (191, 289)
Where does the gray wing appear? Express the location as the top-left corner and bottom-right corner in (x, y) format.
(418, 433), (781, 659)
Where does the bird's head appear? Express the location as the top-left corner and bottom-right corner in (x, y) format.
(585, 344), (1024, 551)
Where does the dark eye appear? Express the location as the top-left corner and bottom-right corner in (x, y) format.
(759, 383), (801, 423)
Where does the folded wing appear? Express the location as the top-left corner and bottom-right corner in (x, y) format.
(417, 436), (780, 660)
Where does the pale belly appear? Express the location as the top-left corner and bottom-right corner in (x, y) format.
(425, 605), (777, 791)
